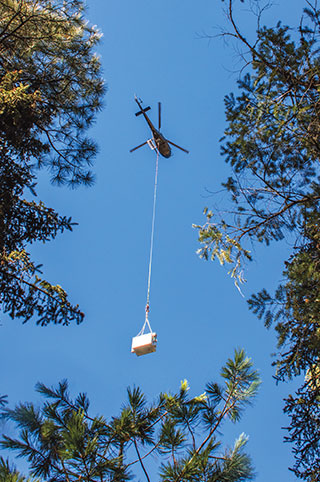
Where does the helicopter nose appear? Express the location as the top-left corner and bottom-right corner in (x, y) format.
(160, 144), (171, 158)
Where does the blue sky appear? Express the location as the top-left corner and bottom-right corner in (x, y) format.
(1, 1), (308, 480)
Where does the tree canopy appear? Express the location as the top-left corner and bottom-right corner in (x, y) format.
(0, 350), (260, 482)
(0, 0), (105, 325)
(194, 0), (320, 478)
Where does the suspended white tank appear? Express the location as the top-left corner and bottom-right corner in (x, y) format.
(131, 306), (157, 356)
(131, 332), (157, 356)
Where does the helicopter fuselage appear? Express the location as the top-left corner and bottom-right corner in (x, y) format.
(136, 100), (172, 158)
(151, 128), (171, 158)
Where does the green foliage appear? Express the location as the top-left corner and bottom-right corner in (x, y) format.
(195, 1), (320, 281)
(247, 213), (320, 477)
(1, 350), (260, 482)
(284, 378), (320, 480)
(0, 0), (104, 186)
(0, 456), (39, 482)
(0, 0), (105, 325)
(193, 208), (251, 289)
(194, 1), (320, 476)
(248, 214), (320, 381)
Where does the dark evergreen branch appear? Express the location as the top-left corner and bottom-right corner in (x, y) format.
(133, 437), (151, 482)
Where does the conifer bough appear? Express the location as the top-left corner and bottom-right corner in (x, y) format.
(0, 350), (260, 482)
(194, 0), (320, 478)
(0, 0), (105, 325)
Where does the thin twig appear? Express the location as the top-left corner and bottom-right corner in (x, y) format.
(133, 438), (151, 482)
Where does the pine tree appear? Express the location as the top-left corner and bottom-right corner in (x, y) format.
(0, 457), (38, 482)
(193, 0), (320, 477)
(1, 350), (260, 482)
(0, 0), (105, 325)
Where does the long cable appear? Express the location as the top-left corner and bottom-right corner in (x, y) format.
(146, 148), (159, 309)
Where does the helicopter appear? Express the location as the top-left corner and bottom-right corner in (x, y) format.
(130, 96), (189, 158)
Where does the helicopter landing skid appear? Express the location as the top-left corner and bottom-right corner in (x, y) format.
(147, 139), (157, 151)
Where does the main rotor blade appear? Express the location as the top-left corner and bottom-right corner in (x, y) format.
(158, 102), (161, 130)
(167, 139), (189, 154)
(130, 140), (148, 153)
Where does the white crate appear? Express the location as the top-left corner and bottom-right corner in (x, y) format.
(131, 332), (157, 356)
